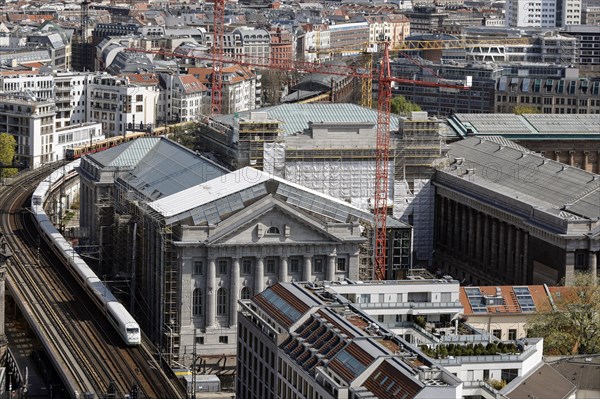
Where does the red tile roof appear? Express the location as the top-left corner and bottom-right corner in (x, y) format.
(460, 285), (552, 315)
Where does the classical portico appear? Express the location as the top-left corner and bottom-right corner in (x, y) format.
(144, 167), (377, 368)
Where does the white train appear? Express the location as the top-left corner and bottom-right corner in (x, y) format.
(31, 160), (141, 346)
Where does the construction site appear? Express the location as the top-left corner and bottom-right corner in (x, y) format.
(195, 103), (444, 268)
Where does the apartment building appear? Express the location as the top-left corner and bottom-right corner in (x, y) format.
(238, 281), (546, 398)
(87, 74), (159, 136)
(325, 278), (463, 344)
(190, 65), (260, 114)
(237, 282), (463, 399)
(459, 285), (552, 341)
(365, 14), (410, 47)
(158, 73), (207, 123)
(0, 94), (55, 167)
(329, 22), (369, 51)
(269, 27), (293, 68)
(505, 0), (581, 27)
(53, 71), (92, 129)
(494, 76), (600, 114)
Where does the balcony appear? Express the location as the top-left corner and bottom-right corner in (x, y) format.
(360, 301), (462, 310)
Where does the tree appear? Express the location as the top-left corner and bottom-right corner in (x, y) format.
(512, 105), (541, 115)
(390, 95), (421, 115)
(0, 133), (18, 178)
(526, 272), (600, 355)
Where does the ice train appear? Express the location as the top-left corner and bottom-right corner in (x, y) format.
(31, 160), (141, 346)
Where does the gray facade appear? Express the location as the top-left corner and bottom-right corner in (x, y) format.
(78, 137), (396, 370)
(433, 137), (600, 286)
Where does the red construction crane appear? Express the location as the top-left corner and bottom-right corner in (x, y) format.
(125, 45), (467, 280)
(210, 0), (225, 115)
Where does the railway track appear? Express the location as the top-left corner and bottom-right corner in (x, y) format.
(0, 164), (186, 398)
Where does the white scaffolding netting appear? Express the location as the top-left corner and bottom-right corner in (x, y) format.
(265, 141), (385, 210)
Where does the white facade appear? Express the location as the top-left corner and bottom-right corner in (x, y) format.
(55, 123), (104, 159)
(87, 75), (159, 136)
(54, 72), (92, 129)
(505, 0), (581, 27)
(0, 73), (54, 100)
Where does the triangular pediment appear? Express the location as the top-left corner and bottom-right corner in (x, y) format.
(206, 195), (343, 245)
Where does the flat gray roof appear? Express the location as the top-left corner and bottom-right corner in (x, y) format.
(447, 114), (600, 140)
(213, 103), (401, 136)
(443, 137), (600, 221)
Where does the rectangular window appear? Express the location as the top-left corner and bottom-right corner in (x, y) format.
(218, 259), (228, 275)
(136, 94), (143, 101)
(266, 258), (276, 274)
(219, 336), (229, 344)
(336, 258), (346, 272)
(196, 336), (204, 345)
(377, 315), (384, 323)
(242, 259), (252, 275)
(501, 369), (518, 383)
(136, 105), (143, 112)
(508, 329), (517, 341)
(290, 258), (300, 274)
(313, 258), (323, 274)
(193, 260), (203, 275)
(492, 329), (502, 339)
(483, 369), (489, 380)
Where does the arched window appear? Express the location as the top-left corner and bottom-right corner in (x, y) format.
(241, 287), (252, 300)
(217, 288), (228, 316)
(192, 289), (202, 316)
(266, 226), (280, 235)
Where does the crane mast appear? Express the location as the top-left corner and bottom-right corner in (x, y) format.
(374, 43), (392, 280)
(210, 0), (225, 115)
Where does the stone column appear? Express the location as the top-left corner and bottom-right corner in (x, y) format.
(439, 196), (446, 245)
(327, 253), (336, 282)
(303, 256), (312, 282)
(475, 212), (482, 261)
(205, 257), (216, 328)
(230, 257), (240, 327)
(522, 231), (528, 283)
(446, 199), (453, 248)
(584, 152), (591, 172)
(507, 226), (514, 282)
(461, 204), (467, 255)
(279, 256), (288, 283)
(453, 202), (461, 252)
(565, 252), (575, 285)
(482, 215), (490, 265)
(554, 151), (560, 162)
(498, 222), (506, 275)
(490, 219), (498, 272)
(255, 257), (264, 294)
(468, 208), (476, 258)
(569, 151), (575, 166)
(588, 251), (597, 282)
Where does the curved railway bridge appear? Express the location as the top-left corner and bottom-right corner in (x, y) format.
(0, 163), (186, 398)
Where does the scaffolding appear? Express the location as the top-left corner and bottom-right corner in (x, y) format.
(393, 112), (442, 267)
(395, 112), (442, 188)
(238, 118), (281, 170)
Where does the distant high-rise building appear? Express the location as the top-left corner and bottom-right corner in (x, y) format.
(505, 0), (581, 27)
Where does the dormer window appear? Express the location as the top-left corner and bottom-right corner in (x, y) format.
(266, 226), (280, 235)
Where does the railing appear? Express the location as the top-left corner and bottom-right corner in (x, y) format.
(360, 301), (463, 309)
(393, 321), (440, 343)
(435, 345), (536, 365)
